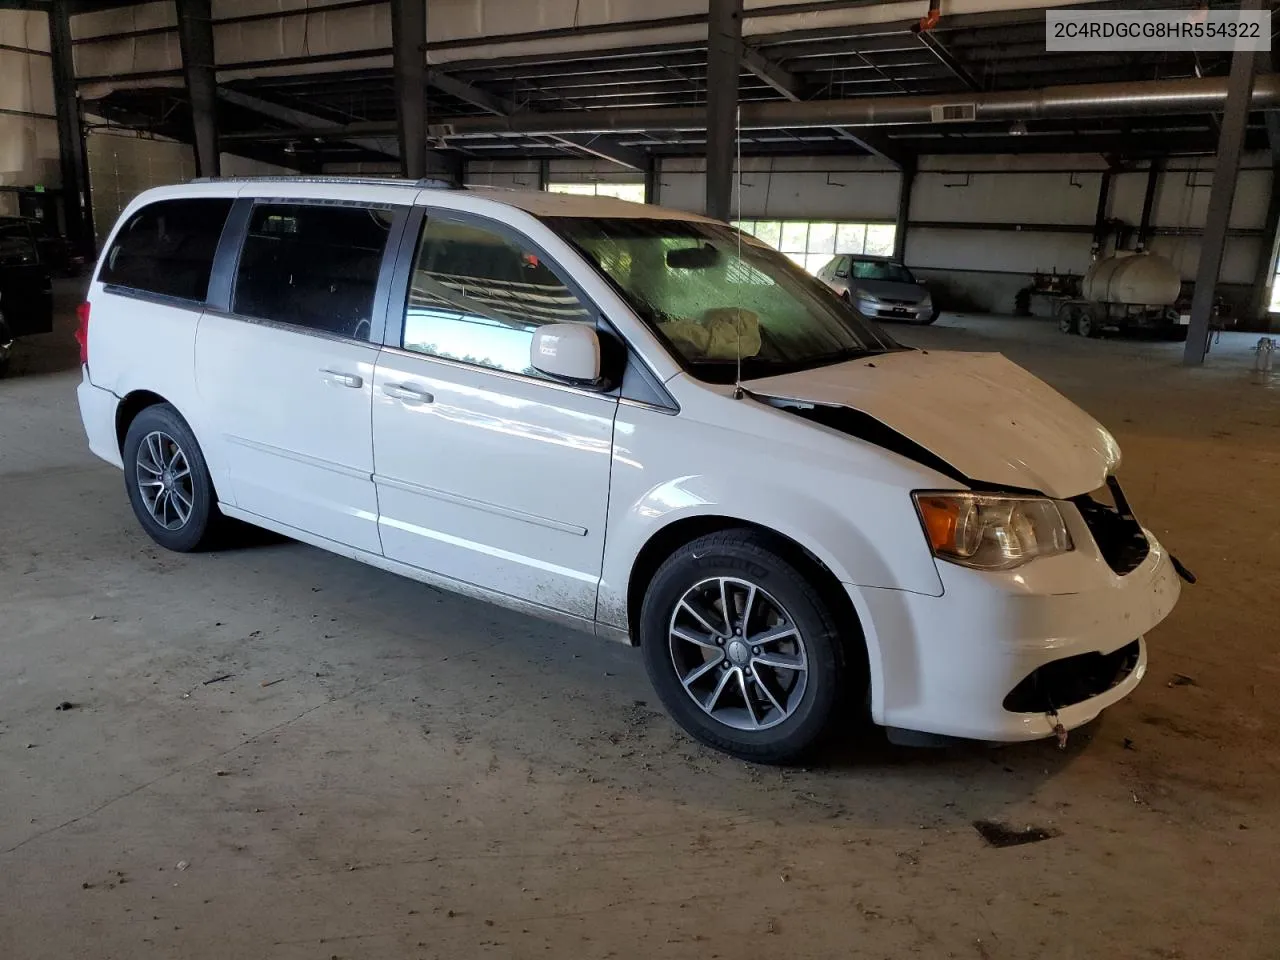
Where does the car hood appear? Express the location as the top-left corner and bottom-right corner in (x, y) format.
(745, 349), (1120, 498)
(856, 279), (927, 302)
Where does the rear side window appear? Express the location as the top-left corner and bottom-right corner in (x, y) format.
(232, 203), (392, 341)
(99, 198), (232, 302)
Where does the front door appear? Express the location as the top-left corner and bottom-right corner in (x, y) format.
(372, 212), (616, 620)
(195, 200), (402, 553)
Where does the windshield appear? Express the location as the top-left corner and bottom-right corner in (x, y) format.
(850, 259), (915, 283)
(547, 217), (899, 383)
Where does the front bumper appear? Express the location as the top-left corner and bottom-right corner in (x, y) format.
(860, 300), (932, 322)
(854, 527), (1180, 742)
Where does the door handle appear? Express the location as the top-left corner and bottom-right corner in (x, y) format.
(320, 369), (363, 389)
(383, 382), (434, 404)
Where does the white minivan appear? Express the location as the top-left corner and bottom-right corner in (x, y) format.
(76, 177), (1183, 762)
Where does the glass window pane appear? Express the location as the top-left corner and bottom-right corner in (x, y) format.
(780, 222), (809, 252)
(548, 182), (595, 195)
(595, 182), (645, 203)
(836, 223), (866, 253)
(864, 224), (896, 257)
(806, 222), (837, 255)
(99, 198), (233, 301)
(753, 221), (782, 248)
(232, 203), (391, 339)
(803, 253), (829, 275)
(403, 217), (592, 378)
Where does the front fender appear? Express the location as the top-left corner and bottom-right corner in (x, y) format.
(597, 406), (948, 635)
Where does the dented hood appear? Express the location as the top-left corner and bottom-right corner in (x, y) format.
(746, 350), (1120, 499)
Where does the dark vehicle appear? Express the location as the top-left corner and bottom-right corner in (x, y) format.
(0, 216), (55, 376)
(29, 219), (86, 278)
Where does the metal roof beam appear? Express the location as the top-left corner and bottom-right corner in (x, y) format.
(740, 43), (807, 101)
(218, 87), (399, 159)
(550, 133), (647, 170)
(912, 26), (982, 92)
(426, 68), (517, 116)
(830, 127), (910, 168)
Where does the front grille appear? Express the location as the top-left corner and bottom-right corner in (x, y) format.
(1003, 639), (1142, 713)
(1072, 479), (1149, 576)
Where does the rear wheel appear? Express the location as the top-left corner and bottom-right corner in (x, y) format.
(122, 404), (221, 552)
(640, 530), (850, 763)
(1077, 310), (1099, 338)
(1056, 302), (1080, 335)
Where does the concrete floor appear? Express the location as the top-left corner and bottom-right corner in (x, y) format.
(2, 291), (1279, 959)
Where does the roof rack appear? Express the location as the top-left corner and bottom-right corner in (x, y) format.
(187, 175), (456, 189)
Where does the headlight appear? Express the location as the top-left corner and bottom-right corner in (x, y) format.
(913, 492), (1073, 570)
(856, 292), (882, 305)
(919, 293), (932, 307)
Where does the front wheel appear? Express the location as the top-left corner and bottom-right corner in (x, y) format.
(640, 530), (850, 763)
(122, 403), (222, 552)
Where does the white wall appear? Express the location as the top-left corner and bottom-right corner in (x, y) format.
(86, 127), (296, 241)
(905, 154), (1273, 313)
(0, 10), (58, 215)
(466, 150), (1275, 320)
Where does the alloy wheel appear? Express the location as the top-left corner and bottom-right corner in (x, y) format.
(135, 430), (194, 530)
(668, 576), (809, 731)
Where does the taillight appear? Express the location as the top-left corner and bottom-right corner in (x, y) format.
(75, 301), (91, 365)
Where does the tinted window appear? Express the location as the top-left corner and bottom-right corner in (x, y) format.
(233, 203), (393, 340)
(402, 217), (591, 377)
(0, 222), (39, 267)
(100, 198), (232, 301)
(850, 260), (915, 283)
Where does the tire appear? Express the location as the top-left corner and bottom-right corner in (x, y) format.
(121, 403), (221, 552)
(1077, 311), (1099, 339)
(1057, 311), (1077, 336)
(639, 529), (850, 763)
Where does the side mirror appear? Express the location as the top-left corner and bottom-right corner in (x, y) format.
(530, 323), (601, 383)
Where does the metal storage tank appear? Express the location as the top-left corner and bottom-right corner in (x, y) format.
(1082, 253), (1181, 306)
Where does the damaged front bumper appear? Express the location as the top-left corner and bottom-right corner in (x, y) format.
(852, 520), (1181, 743)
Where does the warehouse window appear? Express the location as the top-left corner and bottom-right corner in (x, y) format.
(548, 182), (647, 203)
(734, 220), (896, 275)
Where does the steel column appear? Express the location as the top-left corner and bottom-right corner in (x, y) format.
(705, 0), (742, 221)
(893, 160), (916, 261)
(49, 0), (93, 256)
(1135, 158), (1162, 251)
(1090, 169), (1113, 259)
(176, 0), (219, 177)
(645, 155), (661, 205)
(537, 158), (551, 192)
(391, 0), (427, 179)
(1246, 111), (1280, 324)
(1185, 9), (1260, 365)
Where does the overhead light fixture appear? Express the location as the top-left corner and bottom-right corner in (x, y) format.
(1010, 120), (1028, 136)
